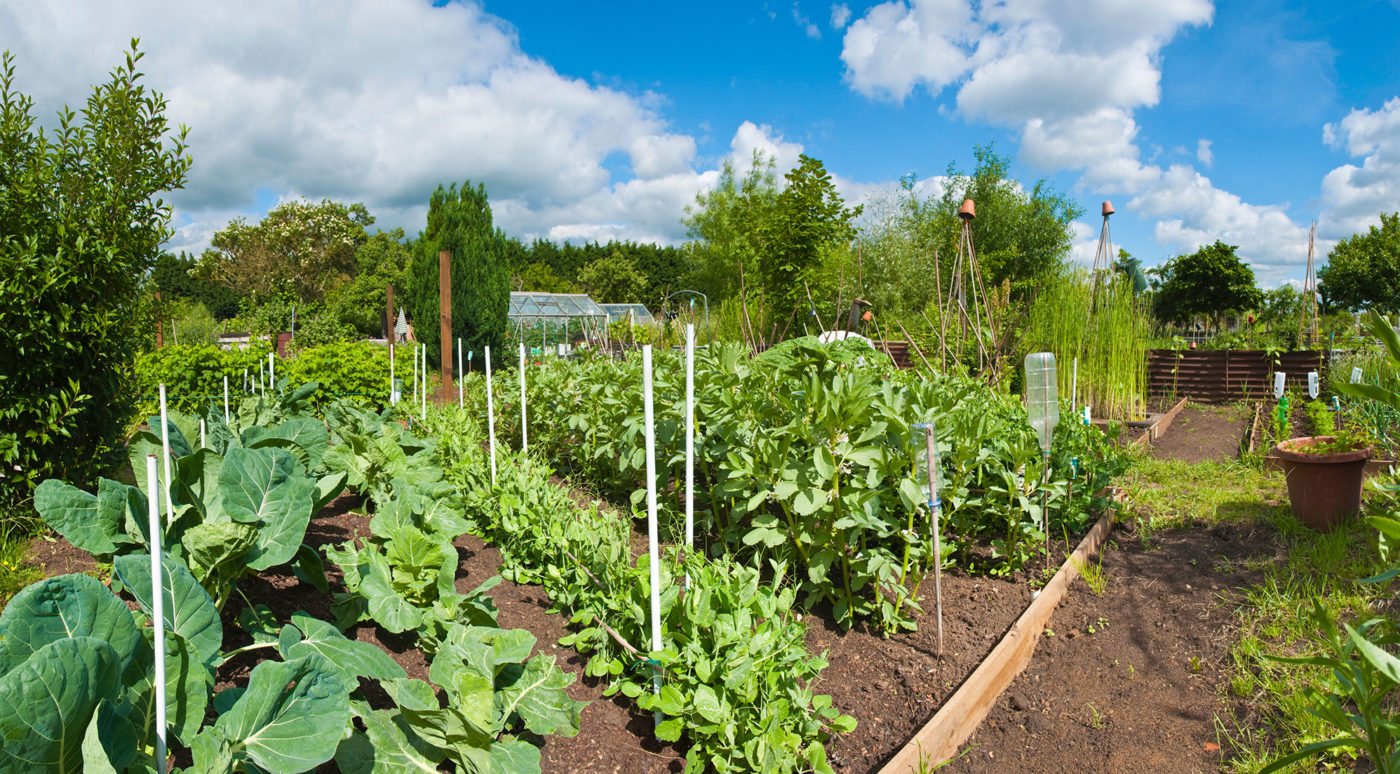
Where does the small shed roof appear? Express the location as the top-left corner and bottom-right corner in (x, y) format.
(508, 292), (608, 321)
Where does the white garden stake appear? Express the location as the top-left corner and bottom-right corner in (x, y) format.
(1071, 356), (1078, 410)
(157, 385), (175, 527)
(145, 456), (168, 774)
(913, 423), (943, 656)
(642, 345), (663, 730)
(1353, 366), (1364, 384)
(1308, 371), (1320, 400)
(199, 419), (206, 450)
(243, 368), (248, 394)
(259, 361), (265, 397)
(223, 376), (230, 423)
(411, 341), (418, 403)
(1274, 371), (1287, 400)
(519, 343), (528, 454)
(268, 352), (275, 391)
(684, 323), (695, 589)
(485, 346), (498, 484)
(421, 343), (427, 423)
(458, 337), (464, 410)
(390, 342), (396, 404)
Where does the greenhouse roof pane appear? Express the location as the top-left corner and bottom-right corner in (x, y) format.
(599, 303), (655, 324)
(508, 292), (607, 319)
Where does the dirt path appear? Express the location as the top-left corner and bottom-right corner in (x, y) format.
(1148, 403), (1250, 462)
(943, 517), (1276, 774)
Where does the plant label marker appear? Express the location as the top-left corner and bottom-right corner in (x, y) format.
(158, 384), (175, 528)
(421, 343), (427, 423)
(1352, 366), (1364, 384)
(259, 360), (265, 397)
(243, 367), (248, 394)
(519, 343), (528, 454)
(199, 418), (206, 450)
(1024, 353), (1058, 572)
(223, 375), (230, 423)
(915, 422), (943, 657)
(1274, 371), (1286, 400)
(1308, 371), (1319, 399)
(684, 323), (695, 590)
(642, 344), (664, 730)
(458, 337), (464, 410)
(268, 352), (275, 390)
(485, 346), (498, 484)
(1071, 356), (1078, 410)
(390, 342), (396, 404)
(145, 455), (168, 774)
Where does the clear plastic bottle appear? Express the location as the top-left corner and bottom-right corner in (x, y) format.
(1024, 352), (1059, 453)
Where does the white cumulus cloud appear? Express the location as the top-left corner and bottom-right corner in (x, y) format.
(1319, 97), (1400, 239)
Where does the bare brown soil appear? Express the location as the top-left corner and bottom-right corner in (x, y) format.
(1148, 403), (1251, 463)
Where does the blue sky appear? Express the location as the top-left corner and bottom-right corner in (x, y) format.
(3, 0), (1398, 285)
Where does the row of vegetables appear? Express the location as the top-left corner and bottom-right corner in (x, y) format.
(473, 338), (1128, 632)
(5, 384), (584, 773)
(4, 335), (1130, 773)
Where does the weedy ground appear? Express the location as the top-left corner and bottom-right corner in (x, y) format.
(1120, 455), (1391, 773)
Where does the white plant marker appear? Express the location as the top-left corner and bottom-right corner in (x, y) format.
(223, 376), (230, 423)
(268, 352), (275, 390)
(458, 337), (464, 410)
(157, 385), (175, 528)
(642, 345), (663, 728)
(519, 343), (528, 454)
(145, 455), (168, 774)
(390, 342), (396, 404)
(421, 343), (427, 422)
(411, 341), (418, 403)
(684, 323), (695, 588)
(1353, 366), (1364, 384)
(259, 361), (265, 396)
(243, 367), (248, 394)
(1274, 371), (1287, 400)
(485, 346), (498, 484)
(199, 418), (206, 450)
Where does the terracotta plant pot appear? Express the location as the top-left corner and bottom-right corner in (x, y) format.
(1274, 436), (1374, 531)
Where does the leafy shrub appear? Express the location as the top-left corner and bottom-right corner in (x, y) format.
(135, 340), (392, 414)
(0, 43), (190, 518)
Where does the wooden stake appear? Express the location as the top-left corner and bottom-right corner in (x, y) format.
(440, 250), (453, 403)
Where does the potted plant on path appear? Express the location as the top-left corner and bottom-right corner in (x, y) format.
(1281, 310), (1400, 531)
(1274, 429), (1373, 530)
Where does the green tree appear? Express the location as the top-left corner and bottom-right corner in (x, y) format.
(0, 41), (191, 511)
(682, 151), (780, 302)
(513, 261), (579, 294)
(577, 250), (647, 302)
(406, 181), (509, 367)
(200, 198), (372, 305)
(323, 228), (411, 337)
(1318, 213), (1400, 313)
(1152, 241), (1263, 326)
(762, 154), (862, 318)
(152, 251), (242, 318)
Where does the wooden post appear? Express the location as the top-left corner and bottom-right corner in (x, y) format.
(154, 291), (164, 348)
(385, 283), (394, 340)
(439, 251), (453, 403)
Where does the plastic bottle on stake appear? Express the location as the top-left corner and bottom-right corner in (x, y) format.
(1308, 371), (1319, 400)
(1024, 353), (1058, 571)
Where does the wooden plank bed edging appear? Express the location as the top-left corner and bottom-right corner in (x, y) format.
(1149, 396), (1190, 441)
(876, 501), (1120, 773)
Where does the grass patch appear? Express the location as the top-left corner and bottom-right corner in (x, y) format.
(0, 530), (43, 606)
(1118, 456), (1288, 540)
